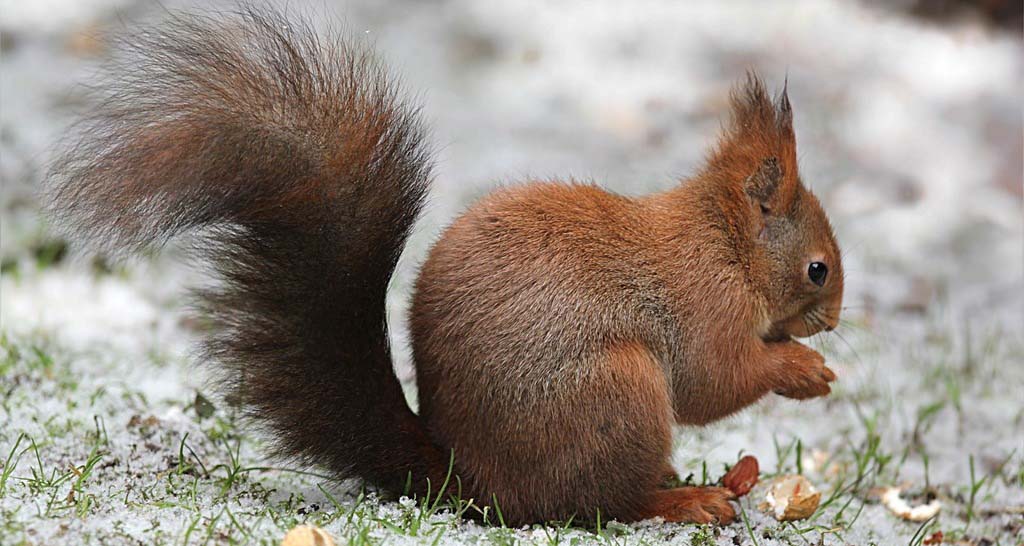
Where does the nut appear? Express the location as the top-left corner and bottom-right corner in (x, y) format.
(722, 455), (760, 497)
(881, 487), (941, 522)
(281, 525), (335, 546)
(763, 475), (821, 521)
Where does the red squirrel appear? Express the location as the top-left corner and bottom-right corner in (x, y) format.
(47, 7), (843, 526)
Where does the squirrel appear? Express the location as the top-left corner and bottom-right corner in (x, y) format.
(47, 6), (843, 526)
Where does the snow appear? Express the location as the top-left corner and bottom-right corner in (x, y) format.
(1, 0), (1021, 544)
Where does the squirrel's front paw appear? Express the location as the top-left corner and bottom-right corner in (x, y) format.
(768, 341), (835, 400)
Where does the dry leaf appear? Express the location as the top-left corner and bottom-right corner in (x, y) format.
(281, 525), (335, 546)
(722, 455), (760, 497)
(762, 475), (821, 521)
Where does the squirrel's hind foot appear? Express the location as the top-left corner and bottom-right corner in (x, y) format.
(639, 486), (738, 525)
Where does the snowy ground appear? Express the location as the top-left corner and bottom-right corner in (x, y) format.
(1, 0), (1022, 545)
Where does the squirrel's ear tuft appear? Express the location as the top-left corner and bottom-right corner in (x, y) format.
(702, 72), (800, 210)
(733, 72), (774, 126)
(777, 77), (794, 135)
(727, 71), (796, 151)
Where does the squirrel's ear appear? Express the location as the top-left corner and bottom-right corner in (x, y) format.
(703, 72), (800, 210)
(744, 157), (783, 208)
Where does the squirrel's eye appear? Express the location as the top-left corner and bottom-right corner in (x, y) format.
(808, 262), (828, 287)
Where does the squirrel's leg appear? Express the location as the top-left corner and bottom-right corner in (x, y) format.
(572, 341), (676, 522)
(588, 344), (734, 524)
(639, 486), (737, 524)
(460, 341), (676, 525)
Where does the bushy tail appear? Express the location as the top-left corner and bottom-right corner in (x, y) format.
(47, 6), (446, 494)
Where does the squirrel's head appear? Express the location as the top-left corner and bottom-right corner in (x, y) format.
(703, 74), (843, 340)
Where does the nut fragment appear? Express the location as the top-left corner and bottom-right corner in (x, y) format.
(881, 487), (941, 522)
(281, 525), (335, 546)
(763, 475), (821, 521)
(722, 455), (760, 497)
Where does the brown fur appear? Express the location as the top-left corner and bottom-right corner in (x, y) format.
(410, 77), (843, 522)
(48, 6), (843, 527)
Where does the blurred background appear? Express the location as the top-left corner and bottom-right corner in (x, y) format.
(2, 0), (1021, 326)
(1, 0), (1021, 544)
